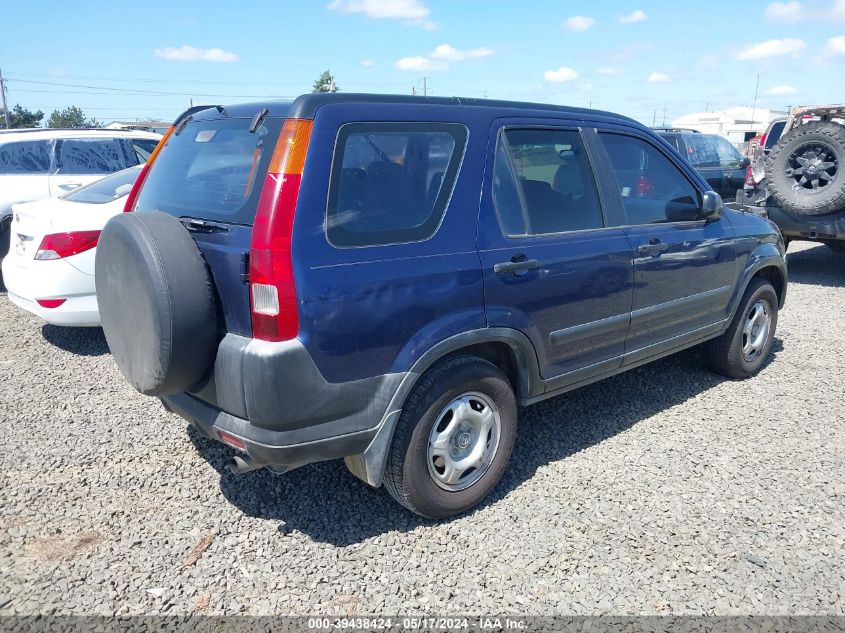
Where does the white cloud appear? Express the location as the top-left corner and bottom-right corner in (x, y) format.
(154, 46), (238, 62)
(764, 1), (803, 22)
(736, 38), (806, 60)
(766, 84), (798, 95)
(580, 83), (594, 92)
(361, 59), (376, 67)
(328, 0), (436, 29)
(826, 35), (845, 55)
(619, 9), (647, 23)
(394, 56), (447, 71)
(596, 66), (618, 75)
(544, 66), (579, 82)
(564, 15), (595, 31)
(764, 0), (845, 22)
(395, 43), (494, 71)
(430, 44), (494, 62)
(647, 72), (670, 83)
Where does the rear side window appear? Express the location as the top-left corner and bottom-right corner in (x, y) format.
(326, 122), (467, 247)
(683, 134), (719, 168)
(62, 165), (142, 204)
(493, 128), (604, 236)
(0, 140), (51, 174)
(765, 121), (786, 149)
(131, 138), (160, 163)
(134, 117), (282, 225)
(55, 138), (138, 174)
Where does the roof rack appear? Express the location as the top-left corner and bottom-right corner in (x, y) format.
(0, 127), (156, 133)
(652, 127), (701, 133)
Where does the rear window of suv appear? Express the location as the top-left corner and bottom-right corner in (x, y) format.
(133, 117), (283, 225)
(326, 122), (468, 247)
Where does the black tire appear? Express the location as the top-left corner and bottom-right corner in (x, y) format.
(707, 279), (778, 379)
(767, 121), (845, 216)
(383, 354), (517, 519)
(96, 211), (219, 396)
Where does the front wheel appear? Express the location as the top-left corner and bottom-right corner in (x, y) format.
(383, 354), (517, 519)
(708, 279), (778, 379)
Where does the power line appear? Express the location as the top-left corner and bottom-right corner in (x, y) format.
(7, 78), (295, 99)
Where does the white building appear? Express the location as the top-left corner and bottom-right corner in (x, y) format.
(671, 107), (787, 144)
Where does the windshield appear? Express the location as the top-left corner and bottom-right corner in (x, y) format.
(133, 116), (283, 225)
(62, 165), (142, 204)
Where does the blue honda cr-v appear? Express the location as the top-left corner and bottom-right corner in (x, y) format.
(96, 94), (787, 518)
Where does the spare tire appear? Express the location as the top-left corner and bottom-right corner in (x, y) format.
(767, 121), (845, 216)
(96, 211), (219, 396)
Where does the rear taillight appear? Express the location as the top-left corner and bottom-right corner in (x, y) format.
(635, 175), (653, 197)
(124, 126), (174, 212)
(745, 165), (756, 187)
(249, 118), (313, 342)
(35, 231), (100, 260)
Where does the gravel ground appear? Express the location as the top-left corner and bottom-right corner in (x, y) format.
(0, 241), (843, 616)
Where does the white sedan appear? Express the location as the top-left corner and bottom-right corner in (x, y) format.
(2, 165), (141, 326)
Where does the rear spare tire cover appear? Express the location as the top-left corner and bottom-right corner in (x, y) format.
(96, 211), (219, 396)
(767, 121), (845, 216)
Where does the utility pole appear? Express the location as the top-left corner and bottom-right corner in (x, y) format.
(0, 68), (11, 129)
(661, 106), (668, 127)
(412, 85), (416, 96)
(652, 109), (657, 127)
(421, 77), (430, 96)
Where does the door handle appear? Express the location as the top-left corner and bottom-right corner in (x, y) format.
(637, 242), (669, 256)
(494, 257), (539, 274)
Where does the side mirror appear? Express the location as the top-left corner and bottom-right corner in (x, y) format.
(739, 156), (751, 169)
(701, 191), (723, 222)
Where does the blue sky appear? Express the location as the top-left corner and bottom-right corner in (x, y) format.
(1, 0), (843, 126)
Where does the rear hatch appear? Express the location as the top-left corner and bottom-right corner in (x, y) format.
(132, 110), (286, 336)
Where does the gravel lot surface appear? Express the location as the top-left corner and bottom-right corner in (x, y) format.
(1, 241), (843, 616)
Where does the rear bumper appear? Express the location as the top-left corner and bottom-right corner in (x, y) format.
(2, 256), (100, 326)
(161, 392), (379, 470)
(171, 333), (405, 469)
(766, 206), (845, 241)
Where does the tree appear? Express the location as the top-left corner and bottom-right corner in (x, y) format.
(46, 106), (102, 129)
(4, 104), (44, 128)
(312, 70), (339, 93)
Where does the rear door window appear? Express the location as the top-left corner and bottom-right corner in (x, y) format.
(712, 136), (741, 168)
(133, 117), (282, 225)
(0, 140), (51, 174)
(326, 122), (467, 247)
(55, 138), (136, 174)
(493, 128), (604, 235)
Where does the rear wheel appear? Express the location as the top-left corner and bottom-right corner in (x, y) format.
(708, 279), (778, 379)
(383, 355), (517, 519)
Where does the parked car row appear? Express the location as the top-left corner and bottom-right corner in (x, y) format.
(0, 127), (161, 288)
(2, 95), (787, 519)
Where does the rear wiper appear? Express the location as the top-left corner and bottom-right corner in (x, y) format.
(249, 108), (270, 134)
